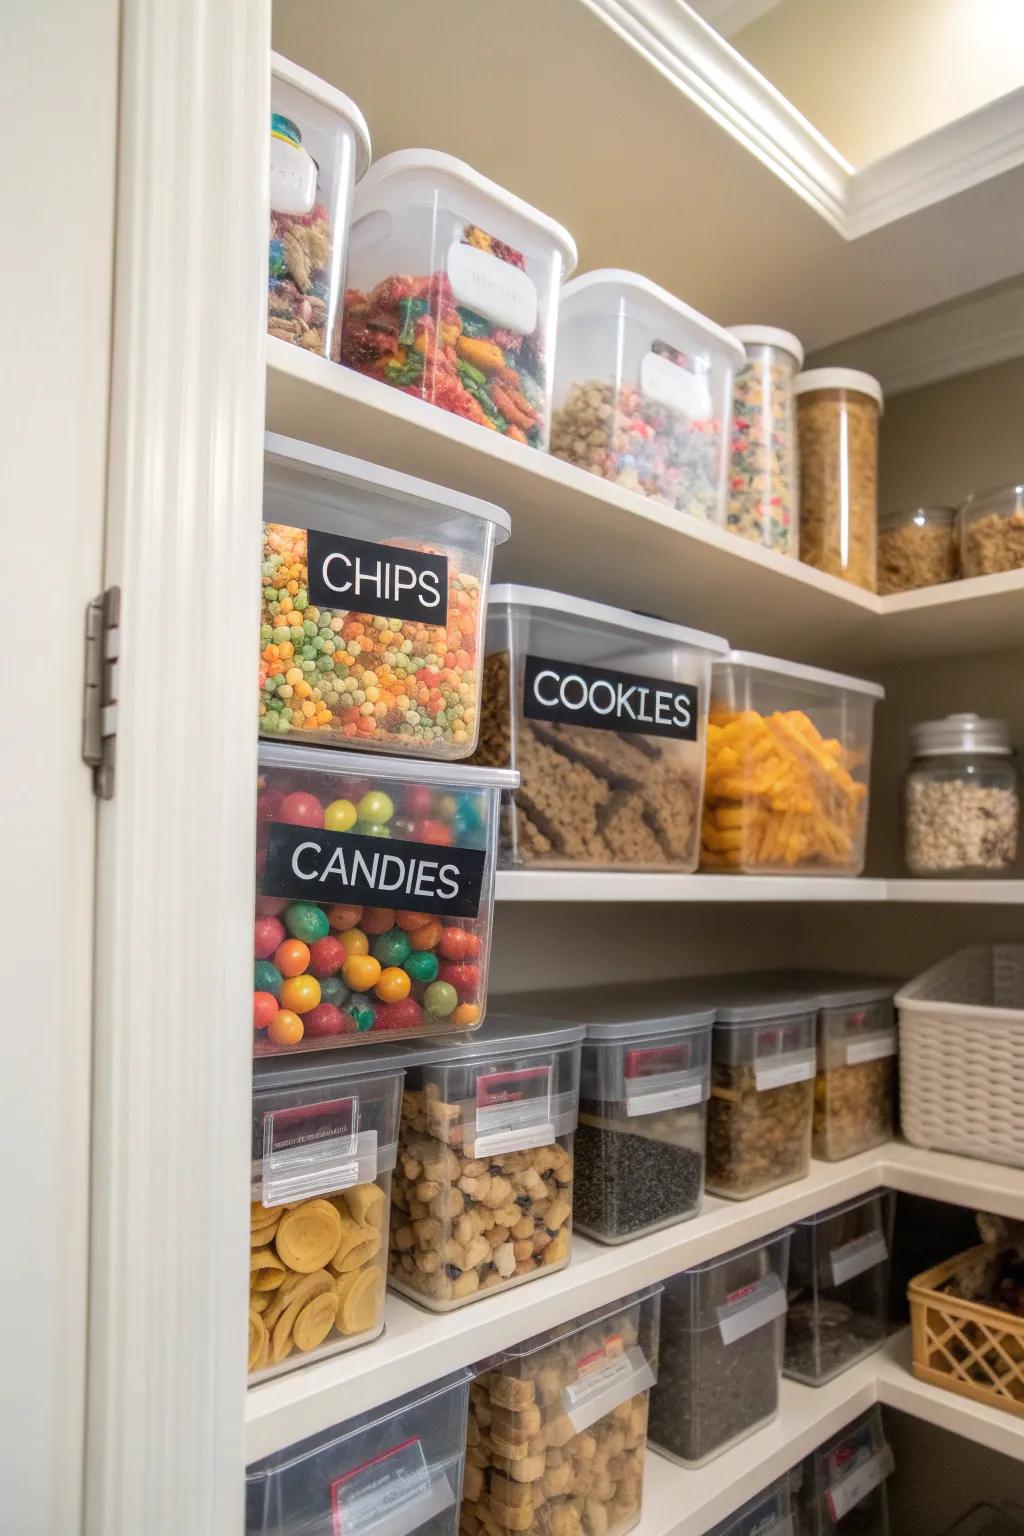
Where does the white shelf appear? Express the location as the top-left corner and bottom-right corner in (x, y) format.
(886, 878), (1024, 904)
(496, 871), (1024, 903)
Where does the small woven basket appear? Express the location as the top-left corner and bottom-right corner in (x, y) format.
(909, 1241), (1024, 1417)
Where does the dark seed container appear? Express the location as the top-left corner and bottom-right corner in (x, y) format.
(784, 1189), (894, 1386)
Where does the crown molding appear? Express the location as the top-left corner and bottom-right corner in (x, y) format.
(687, 0), (784, 39)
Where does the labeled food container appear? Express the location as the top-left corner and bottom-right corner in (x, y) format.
(702, 650), (884, 876)
(261, 434), (510, 758)
(254, 743), (516, 1052)
(463, 1286), (661, 1536)
(959, 482), (1024, 576)
(341, 150), (577, 447)
(709, 1478), (794, 1536)
(795, 369), (883, 592)
(791, 1409), (893, 1535)
(904, 713), (1019, 877)
(727, 326), (803, 555)
(940, 1502), (1024, 1536)
(784, 1189), (894, 1385)
(474, 585), (728, 869)
(878, 506), (958, 594)
(248, 1056), (403, 1378)
(268, 55), (370, 358)
(551, 270), (744, 522)
(649, 1231), (791, 1466)
(246, 1370), (470, 1536)
(388, 1017), (582, 1310)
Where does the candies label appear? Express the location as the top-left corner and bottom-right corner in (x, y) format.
(306, 528), (449, 625)
(846, 1033), (897, 1065)
(331, 1435), (454, 1536)
(830, 1229), (888, 1287)
(447, 241), (538, 335)
(270, 131), (318, 216)
(563, 1342), (655, 1433)
(259, 1097), (380, 1203)
(825, 1444), (894, 1521)
(624, 1043), (706, 1116)
(264, 823), (486, 918)
(716, 1272), (786, 1345)
(640, 347), (713, 421)
(523, 655), (699, 742)
(473, 1064), (554, 1156)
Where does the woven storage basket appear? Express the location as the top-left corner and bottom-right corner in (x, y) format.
(909, 1241), (1024, 1418)
(895, 944), (1024, 1169)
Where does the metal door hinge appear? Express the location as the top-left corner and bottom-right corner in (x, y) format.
(83, 586), (120, 799)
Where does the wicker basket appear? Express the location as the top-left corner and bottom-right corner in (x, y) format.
(895, 944), (1024, 1169)
(909, 1241), (1024, 1417)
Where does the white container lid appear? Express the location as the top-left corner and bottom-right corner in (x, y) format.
(911, 712), (1013, 757)
(794, 367), (884, 412)
(717, 648), (885, 700)
(559, 269), (746, 368)
(270, 52), (372, 180)
(490, 583), (730, 656)
(259, 739), (519, 790)
(354, 148), (578, 274)
(728, 325), (804, 369)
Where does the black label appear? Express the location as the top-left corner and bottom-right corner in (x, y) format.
(263, 822), (485, 917)
(306, 528), (448, 624)
(522, 654), (698, 741)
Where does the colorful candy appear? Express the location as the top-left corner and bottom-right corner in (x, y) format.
(267, 114), (334, 355)
(726, 330), (802, 555)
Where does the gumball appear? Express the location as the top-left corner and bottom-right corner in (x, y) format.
(355, 821), (390, 839)
(276, 791), (324, 827)
(390, 817), (416, 841)
(255, 895), (289, 918)
(344, 997), (376, 1032)
(254, 916), (286, 959)
(343, 953), (381, 993)
(357, 790), (394, 825)
(437, 927), (474, 961)
(424, 980), (458, 1017)
(253, 991), (278, 1030)
(323, 798), (357, 832)
(361, 906), (395, 935)
(395, 909), (433, 932)
(280, 973), (321, 1014)
(283, 901), (330, 944)
(373, 929), (411, 967)
(435, 794), (459, 821)
(408, 917), (443, 952)
(451, 807), (483, 844)
(404, 783), (432, 818)
(456, 791), (483, 828)
(439, 962), (480, 1001)
(373, 998), (423, 1033)
(267, 1009), (304, 1045)
(404, 949), (439, 984)
(308, 935), (346, 977)
(451, 1003), (481, 1028)
(341, 926), (369, 957)
(327, 904), (363, 932)
(318, 975), (350, 1009)
(254, 960), (283, 999)
(375, 966), (411, 1003)
(274, 939), (311, 978)
(303, 1003), (346, 1039)
(413, 818), (452, 846)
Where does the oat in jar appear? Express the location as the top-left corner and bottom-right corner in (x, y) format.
(795, 368), (883, 592)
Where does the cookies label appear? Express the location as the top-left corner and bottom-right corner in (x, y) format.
(640, 347), (713, 420)
(624, 1042), (706, 1115)
(447, 241), (538, 335)
(264, 823), (486, 918)
(259, 1096), (380, 1203)
(306, 528), (449, 625)
(845, 1032), (896, 1065)
(331, 1435), (454, 1536)
(563, 1342), (655, 1433)
(829, 1229), (888, 1287)
(473, 1064), (554, 1156)
(716, 1272), (786, 1345)
(523, 655), (699, 741)
(825, 1437), (894, 1521)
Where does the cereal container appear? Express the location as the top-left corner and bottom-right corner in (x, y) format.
(708, 1478), (794, 1536)
(878, 506), (958, 594)
(246, 1371), (470, 1536)
(254, 743), (516, 1052)
(261, 434), (510, 758)
(959, 482), (1024, 576)
(648, 1231), (791, 1466)
(248, 1055), (403, 1379)
(795, 368), (883, 592)
(784, 1190), (895, 1386)
(551, 270), (744, 522)
(268, 55), (370, 358)
(809, 976), (898, 1159)
(388, 1017), (582, 1310)
(791, 1408), (894, 1536)
(702, 650), (884, 876)
(726, 326), (803, 555)
(904, 713), (1020, 876)
(463, 1286), (661, 1536)
(474, 585), (728, 869)
(341, 150), (577, 447)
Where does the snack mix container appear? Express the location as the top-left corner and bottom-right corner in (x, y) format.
(784, 1189), (895, 1386)
(877, 506), (958, 595)
(809, 976), (897, 1160)
(726, 325), (804, 555)
(248, 1055), (404, 1379)
(388, 1016), (582, 1310)
(246, 1371), (470, 1536)
(702, 650), (884, 876)
(268, 55), (370, 358)
(959, 482), (1024, 576)
(474, 585), (728, 869)
(795, 369), (883, 592)
(708, 1478), (794, 1536)
(791, 1408), (893, 1536)
(341, 150), (577, 447)
(261, 434), (510, 758)
(648, 1231), (791, 1467)
(462, 1286), (661, 1536)
(551, 270), (744, 522)
(254, 742), (516, 1052)
(904, 713), (1019, 877)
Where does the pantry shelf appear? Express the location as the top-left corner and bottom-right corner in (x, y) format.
(495, 872), (1024, 903)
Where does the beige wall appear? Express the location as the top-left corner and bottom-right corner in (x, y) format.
(735, 0), (1024, 165)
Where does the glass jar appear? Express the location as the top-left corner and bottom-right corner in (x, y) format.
(904, 713), (1019, 876)
(795, 368), (882, 592)
(726, 325), (803, 556)
(959, 482), (1024, 576)
(877, 506), (958, 595)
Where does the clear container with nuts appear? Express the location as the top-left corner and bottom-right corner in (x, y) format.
(812, 979), (897, 1161)
(904, 713), (1020, 877)
(877, 506), (958, 595)
(726, 325), (804, 556)
(795, 368), (883, 592)
(388, 1017), (582, 1311)
(959, 482), (1024, 577)
(462, 1285), (661, 1536)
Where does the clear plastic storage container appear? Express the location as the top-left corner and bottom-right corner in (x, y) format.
(810, 977), (897, 1160)
(959, 482), (1024, 576)
(877, 506), (958, 594)
(648, 1231), (791, 1466)
(261, 435), (510, 758)
(341, 150), (577, 447)
(940, 1504), (1024, 1536)
(248, 1056), (404, 1378)
(246, 1371), (470, 1536)
(727, 326), (804, 555)
(792, 1408), (893, 1536)
(254, 743), (516, 1052)
(784, 1190), (894, 1385)
(474, 585), (728, 869)
(550, 270), (744, 523)
(268, 55), (370, 359)
(388, 1017), (582, 1310)
(795, 369), (883, 592)
(904, 713), (1019, 877)
(709, 1478), (794, 1536)
(702, 650), (884, 876)
(462, 1286), (661, 1536)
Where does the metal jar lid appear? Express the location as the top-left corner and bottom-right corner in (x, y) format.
(911, 713), (1013, 757)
